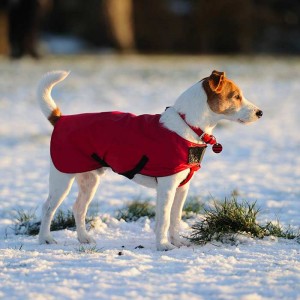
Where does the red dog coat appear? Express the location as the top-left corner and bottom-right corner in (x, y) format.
(50, 112), (206, 185)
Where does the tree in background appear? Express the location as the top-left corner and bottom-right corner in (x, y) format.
(0, 7), (8, 55)
(8, 0), (52, 58)
(103, 0), (135, 52)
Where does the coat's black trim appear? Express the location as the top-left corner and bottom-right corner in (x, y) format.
(91, 153), (110, 167)
(91, 153), (149, 180)
(120, 155), (149, 179)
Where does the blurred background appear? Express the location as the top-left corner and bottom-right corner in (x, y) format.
(0, 0), (300, 58)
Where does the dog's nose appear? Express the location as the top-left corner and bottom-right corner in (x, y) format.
(256, 110), (263, 118)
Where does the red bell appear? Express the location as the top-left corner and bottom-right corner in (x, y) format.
(212, 143), (223, 153)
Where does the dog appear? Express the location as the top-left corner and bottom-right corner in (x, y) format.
(37, 70), (262, 251)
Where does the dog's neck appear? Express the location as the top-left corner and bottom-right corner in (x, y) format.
(174, 81), (223, 133)
(160, 82), (222, 143)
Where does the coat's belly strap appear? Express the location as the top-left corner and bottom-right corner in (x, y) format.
(91, 153), (149, 180)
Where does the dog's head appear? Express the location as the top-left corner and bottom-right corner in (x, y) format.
(203, 70), (263, 124)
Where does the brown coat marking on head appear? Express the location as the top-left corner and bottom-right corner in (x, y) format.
(203, 70), (242, 115)
(48, 107), (61, 126)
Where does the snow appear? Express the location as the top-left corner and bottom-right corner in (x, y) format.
(0, 55), (299, 299)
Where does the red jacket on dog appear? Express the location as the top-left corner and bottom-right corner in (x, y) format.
(50, 112), (206, 185)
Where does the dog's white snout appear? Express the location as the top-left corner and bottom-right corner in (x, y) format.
(235, 98), (263, 124)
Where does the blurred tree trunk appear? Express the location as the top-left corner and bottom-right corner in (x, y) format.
(0, 11), (9, 55)
(103, 0), (135, 52)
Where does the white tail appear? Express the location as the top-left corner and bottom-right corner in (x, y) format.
(37, 70), (69, 119)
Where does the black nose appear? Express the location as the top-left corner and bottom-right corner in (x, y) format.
(256, 110), (263, 118)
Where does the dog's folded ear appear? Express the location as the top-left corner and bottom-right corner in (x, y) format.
(208, 70), (226, 93)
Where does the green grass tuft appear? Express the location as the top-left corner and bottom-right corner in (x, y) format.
(264, 221), (299, 240)
(14, 209), (40, 236)
(182, 196), (204, 219)
(15, 209), (37, 223)
(14, 209), (94, 236)
(117, 196), (204, 222)
(76, 245), (103, 254)
(189, 197), (300, 245)
(50, 210), (76, 232)
(116, 200), (155, 222)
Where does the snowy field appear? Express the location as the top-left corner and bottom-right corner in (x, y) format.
(0, 55), (299, 299)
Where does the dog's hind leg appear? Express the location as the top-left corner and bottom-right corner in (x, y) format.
(74, 170), (101, 244)
(39, 161), (75, 244)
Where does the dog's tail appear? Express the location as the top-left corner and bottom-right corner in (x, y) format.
(37, 70), (69, 126)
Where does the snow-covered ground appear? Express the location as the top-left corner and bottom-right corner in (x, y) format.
(0, 55), (299, 299)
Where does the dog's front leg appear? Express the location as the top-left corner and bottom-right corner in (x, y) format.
(169, 183), (191, 247)
(155, 170), (189, 251)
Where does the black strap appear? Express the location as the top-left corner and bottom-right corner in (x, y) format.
(120, 155), (149, 179)
(91, 153), (149, 180)
(91, 153), (110, 167)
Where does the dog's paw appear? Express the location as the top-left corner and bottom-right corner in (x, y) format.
(77, 233), (96, 244)
(156, 242), (177, 251)
(170, 236), (192, 248)
(39, 235), (57, 245)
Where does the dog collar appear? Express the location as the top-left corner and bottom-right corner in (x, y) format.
(179, 113), (223, 153)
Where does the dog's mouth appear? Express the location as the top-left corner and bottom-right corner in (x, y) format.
(237, 118), (256, 124)
(237, 118), (247, 124)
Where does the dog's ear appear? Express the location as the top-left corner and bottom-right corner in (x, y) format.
(208, 70), (225, 93)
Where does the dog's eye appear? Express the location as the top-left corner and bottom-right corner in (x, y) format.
(235, 94), (241, 100)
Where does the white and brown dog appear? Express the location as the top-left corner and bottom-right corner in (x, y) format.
(37, 70), (262, 251)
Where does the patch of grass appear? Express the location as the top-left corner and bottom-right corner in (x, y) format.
(50, 210), (76, 232)
(117, 196), (204, 222)
(15, 209), (37, 223)
(264, 221), (299, 240)
(116, 200), (155, 222)
(14, 209), (94, 236)
(189, 197), (263, 245)
(76, 245), (103, 254)
(14, 209), (40, 236)
(182, 196), (204, 219)
(189, 197), (300, 245)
